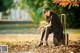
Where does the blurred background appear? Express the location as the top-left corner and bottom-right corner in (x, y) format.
(0, 0), (80, 52)
(0, 0), (80, 34)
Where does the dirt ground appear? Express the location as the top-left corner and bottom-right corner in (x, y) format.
(0, 34), (80, 42)
(0, 34), (80, 53)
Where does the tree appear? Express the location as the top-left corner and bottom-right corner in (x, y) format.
(53, 0), (80, 9)
(20, 0), (61, 23)
(0, 0), (3, 11)
(53, 0), (80, 28)
(21, 0), (80, 28)
(0, 0), (13, 12)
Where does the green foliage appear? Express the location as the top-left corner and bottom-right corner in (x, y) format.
(21, 0), (80, 28)
(64, 6), (80, 28)
(20, 0), (63, 23)
(0, 0), (3, 11)
(21, 0), (46, 23)
(0, 0), (13, 11)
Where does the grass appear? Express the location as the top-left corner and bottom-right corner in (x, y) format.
(0, 24), (38, 29)
(0, 20), (80, 52)
(66, 29), (80, 34)
(0, 24), (39, 34)
(0, 24), (80, 53)
(0, 24), (80, 34)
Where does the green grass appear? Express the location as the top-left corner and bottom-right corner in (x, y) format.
(0, 24), (38, 29)
(66, 29), (80, 34)
(0, 24), (80, 34)
(0, 24), (39, 34)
